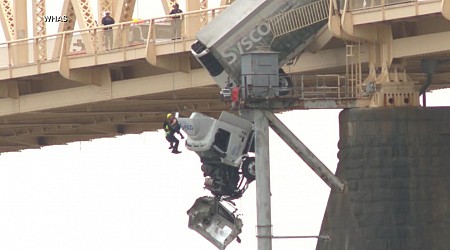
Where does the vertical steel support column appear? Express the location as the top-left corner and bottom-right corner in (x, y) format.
(200, 0), (208, 26)
(13, 0), (28, 65)
(98, 0), (113, 21)
(185, 0), (201, 39)
(263, 110), (345, 191)
(69, 0), (96, 53)
(253, 109), (272, 250)
(52, 0), (76, 59)
(33, 0), (46, 61)
(114, 0), (128, 21)
(0, 0), (15, 41)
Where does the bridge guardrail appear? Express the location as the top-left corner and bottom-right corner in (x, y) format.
(241, 73), (352, 101)
(345, 0), (436, 11)
(0, 6), (227, 70)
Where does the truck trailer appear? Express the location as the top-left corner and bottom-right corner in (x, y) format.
(191, 0), (329, 89)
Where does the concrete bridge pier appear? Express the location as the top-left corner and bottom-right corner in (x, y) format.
(316, 107), (450, 250)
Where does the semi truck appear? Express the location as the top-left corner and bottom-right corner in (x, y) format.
(178, 111), (255, 201)
(191, 0), (329, 90)
(183, 0), (330, 200)
(179, 112), (253, 249)
(184, 0), (329, 248)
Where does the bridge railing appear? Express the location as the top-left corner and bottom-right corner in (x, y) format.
(0, 6), (227, 69)
(0, 33), (61, 67)
(241, 73), (351, 101)
(343, 0), (438, 11)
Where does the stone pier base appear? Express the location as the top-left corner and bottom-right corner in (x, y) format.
(316, 107), (450, 250)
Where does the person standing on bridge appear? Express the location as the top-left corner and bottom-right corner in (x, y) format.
(102, 10), (115, 50)
(164, 113), (183, 154)
(169, 3), (183, 39)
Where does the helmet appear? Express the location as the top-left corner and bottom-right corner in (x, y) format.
(167, 113), (172, 118)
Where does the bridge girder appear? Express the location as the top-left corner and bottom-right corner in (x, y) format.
(33, 0), (46, 61)
(0, 0), (14, 40)
(0, 1), (447, 152)
(115, 0), (135, 22)
(98, 0), (114, 21)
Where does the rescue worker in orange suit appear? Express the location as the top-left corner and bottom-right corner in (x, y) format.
(231, 85), (240, 109)
(164, 113), (182, 154)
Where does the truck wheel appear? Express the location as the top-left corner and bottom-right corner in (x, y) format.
(278, 68), (293, 96)
(242, 157), (256, 181)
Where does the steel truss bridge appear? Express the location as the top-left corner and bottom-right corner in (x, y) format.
(0, 0), (449, 153)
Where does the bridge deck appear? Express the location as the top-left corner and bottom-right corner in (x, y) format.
(0, 2), (448, 153)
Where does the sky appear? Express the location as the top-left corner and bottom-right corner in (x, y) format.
(0, 109), (339, 250)
(0, 89), (448, 250)
(0, 1), (449, 250)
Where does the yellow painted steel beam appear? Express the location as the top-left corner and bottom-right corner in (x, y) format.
(71, 0), (96, 29)
(443, 0), (450, 20)
(33, 0), (46, 61)
(305, 26), (333, 54)
(0, 80), (18, 98)
(112, 0), (136, 49)
(185, 0), (201, 38)
(13, 0), (28, 65)
(393, 31), (450, 58)
(0, 0), (14, 40)
(32, 0), (45, 37)
(55, 0), (97, 56)
(70, 0), (96, 53)
(0, 69), (214, 116)
(115, 0), (135, 22)
(52, 0), (76, 59)
(57, 0), (76, 32)
(147, 53), (191, 73)
(98, 0), (113, 22)
(201, 0), (208, 25)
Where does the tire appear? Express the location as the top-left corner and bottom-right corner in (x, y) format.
(278, 68), (293, 96)
(242, 157), (256, 181)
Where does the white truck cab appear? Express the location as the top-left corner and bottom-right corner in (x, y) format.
(178, 112), (255, 200)
(179, 112), (253, 168)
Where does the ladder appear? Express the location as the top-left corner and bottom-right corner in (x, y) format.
(345, 42), (363, 98)
(267, 0), (329, 39)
